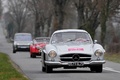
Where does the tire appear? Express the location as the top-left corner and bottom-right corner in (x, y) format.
(95, 65), (103, 73)
(30, 54), (36, 58)
(90, 65), (103, 73)
(42, 66), (46, 72)
(30, 54), (33, 58)
(13, 49), (16, 53)
(90, 66), (95, 72)
(46, 65), (53, 73)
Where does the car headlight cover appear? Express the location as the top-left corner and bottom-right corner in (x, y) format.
(94, 49), (103, 57)
(48, 50), (57, 58)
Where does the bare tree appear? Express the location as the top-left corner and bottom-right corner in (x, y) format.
(8, 0), (29, 32)
(73, 0), (100, 39)
(27, 0), (53, 37)
(2, 12), (14, 38)
(99, 0), (120, 45)
(52, 0), (69, 31)
(0, 0), (2, 17)
(73, 0), (120, 46)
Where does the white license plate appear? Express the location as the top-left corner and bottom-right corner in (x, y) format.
(68, 62), (84, 66)
(21, 47), (27, 48)
(20, 46), (27, 48)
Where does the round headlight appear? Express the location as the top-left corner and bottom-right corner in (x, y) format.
(94, 49), (103, 57)
(48, 50), (57, 58)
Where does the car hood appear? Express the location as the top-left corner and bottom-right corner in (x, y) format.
(14, 41), (33, 45)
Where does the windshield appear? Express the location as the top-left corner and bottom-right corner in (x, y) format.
(14, 34), (32, 41)
(51, 32), (92, 45)
(34, 38), (50, 44)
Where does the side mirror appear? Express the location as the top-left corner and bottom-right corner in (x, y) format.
(94, 40), (97, 44)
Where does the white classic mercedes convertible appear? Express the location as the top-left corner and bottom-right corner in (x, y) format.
(41, 29), (105, 73)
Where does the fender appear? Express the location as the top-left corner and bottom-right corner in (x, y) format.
(93, 44), (105, 53)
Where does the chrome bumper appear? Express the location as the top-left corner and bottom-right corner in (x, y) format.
(45, 60), (106, 66)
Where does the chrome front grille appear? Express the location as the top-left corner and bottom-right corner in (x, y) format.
(60, 53), (91, 61)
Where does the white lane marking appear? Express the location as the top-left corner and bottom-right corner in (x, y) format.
(103, 67), (120, 73)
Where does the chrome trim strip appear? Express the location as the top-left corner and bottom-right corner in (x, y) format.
(45, 60), (106, 66)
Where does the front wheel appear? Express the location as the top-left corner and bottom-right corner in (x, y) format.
(90, 65), (103, 73)
(30, 54), (36, 58)
(90, 66), (95, 72)
(95, 65), (103, 73)
(13, 49), (16, 53)
(46, 65), (53, 73)
(42, 66), (46, 72)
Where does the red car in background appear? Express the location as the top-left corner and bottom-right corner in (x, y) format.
(30, 37), (50, 58)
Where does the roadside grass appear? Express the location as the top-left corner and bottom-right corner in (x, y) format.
(104, 53), (120, 63)
(0, 52), (28, 80)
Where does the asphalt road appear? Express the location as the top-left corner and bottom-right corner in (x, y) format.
(0, 26), (120, 80)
